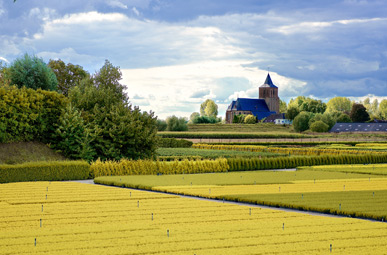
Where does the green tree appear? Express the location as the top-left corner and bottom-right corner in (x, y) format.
(378, 99), (387, 120)
(233, 114), (246, 123)
(189, 112), (200, 123)
(279, 99), (287, 113)
(244, 114), (257, 124)
(310, 120), (329, 132)
(336, 113), (352, 123)
(286, 106), (300, 120)
(326, 97), (352, 113)
(69, 60), (158, 160)
(48, 59), (89, 96)
(371, 99), (379, 116)
(8, 54), (58, 91)
(166, 115), (188, 131)
(156, 119), (167, 131)
(293, 111), (313, 132)
(51, 104), (96, 161)
(300, 98), (326, 113)
(200, 99), (218, 118)
(350, 103), (370, 122)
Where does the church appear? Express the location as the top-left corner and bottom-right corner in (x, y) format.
(225, 73), (280, 124)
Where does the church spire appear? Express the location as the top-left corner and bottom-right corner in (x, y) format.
(260, 73), (278, 88)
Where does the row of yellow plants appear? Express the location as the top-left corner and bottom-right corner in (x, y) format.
(91, 158), (229, 177)
(192, 143), (387, 156)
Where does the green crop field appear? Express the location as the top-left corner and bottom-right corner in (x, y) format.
(300, 164), (387, 175)
(156, 147), (285, 159)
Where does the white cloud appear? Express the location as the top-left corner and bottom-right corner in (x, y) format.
(270, 17), (387, 35)
(107, 0), (128, 9)
(0, 56), (9, 63)
(132, 7), (140, 16)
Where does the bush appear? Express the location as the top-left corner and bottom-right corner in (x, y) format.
(0, 161), (90, 183)
(0, 86), (67, 143)
(310, 120), (329, 132)
(192, 115), (219, 124)
(293, 111), (313, 132)
(166, 115), (188, 131)
(244, 114), (257, 124)
(156, 119), (167, 131)
(158, 138), (193, 148)
(8, 53), (58, 91)
(336, 113), (352, 123)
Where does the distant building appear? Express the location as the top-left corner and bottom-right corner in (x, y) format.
(225, 73), (280, 124)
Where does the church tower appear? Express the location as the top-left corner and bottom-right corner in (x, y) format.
(259, 73), (279, 113)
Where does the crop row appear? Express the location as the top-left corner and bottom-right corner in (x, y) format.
(1, 182), (387, 254)
(192, 143), (387, 156)
(158, 132), (314, 139)
(90, 158), (229, 177)
(156, 148), (284, 160)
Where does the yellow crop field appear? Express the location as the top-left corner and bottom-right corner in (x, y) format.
(153, 178), (387, 197)
(1, 182), (387, 254)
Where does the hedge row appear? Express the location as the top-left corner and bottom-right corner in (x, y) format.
(157, 132), (314, 139)
(0, 161), (90, 183)
(91, 158), (229, 177)
(158, 138), (193, 148)
(193, 144), (387, 157)
(205, 141), (387, 146)
(226, 154), (387, 171)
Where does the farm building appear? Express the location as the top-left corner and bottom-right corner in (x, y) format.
(225, 73), (280, 123)
(330, 123), (387, 132)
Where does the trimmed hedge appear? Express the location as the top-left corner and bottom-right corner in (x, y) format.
(226, 154), (387, 171)
(157, 132), (314, 139)
(0, 161), (90, 183)
(91, 158), (229, 177)
(158, 138), (193, 148)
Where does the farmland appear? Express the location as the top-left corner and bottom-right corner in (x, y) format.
(1, 182), (387, 254)
(157, 147), (285, 160)
(96, 164), (387, 221)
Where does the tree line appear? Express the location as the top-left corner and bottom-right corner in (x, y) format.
(0, 54), (158, 161)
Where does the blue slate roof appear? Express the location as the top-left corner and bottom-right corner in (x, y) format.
(229, 98), (276, 120)
(260, 73), (278, 88)
(330, 123), (387, 132)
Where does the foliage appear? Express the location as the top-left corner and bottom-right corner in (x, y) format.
(48, 59), (89, 96)
(69, 61), (158, 161)
(279, 99), (287, 113)
(0, 160), (90, 183)
(189, 112), (200, 123)
(51, 104), (96, 161)
(335, 112), (352, 123)
(8, 53), (58, 91)
(288, 96), (326, 114)
(91, 158), (229, 177)
(200, 99), (218, 118)
(285, 105), (300, 120)
(293, 111), (313, 132)
(166, 115), (188, 131)
(232, 114), (246, 123)
(156, 119), (167, 131)
(191, 115), (219, 124)
(0, 85), (67, 143)
(157, 138), (192, 148)
(244, 114), (257, 124)
(326, 96), (352, 113)
(379, 99), (387, 120)
(350, 103), (370, 122)
(310, 120), (329, 132)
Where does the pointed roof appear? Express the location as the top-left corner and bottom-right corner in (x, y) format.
(260, 73), (278, 88)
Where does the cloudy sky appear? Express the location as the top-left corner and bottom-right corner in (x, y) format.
(1, 0), (386, 119)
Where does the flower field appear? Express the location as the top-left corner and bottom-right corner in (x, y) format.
(1, 182), (387, 254)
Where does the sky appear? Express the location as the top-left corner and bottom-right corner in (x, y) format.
(1, 0), (387, 119)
